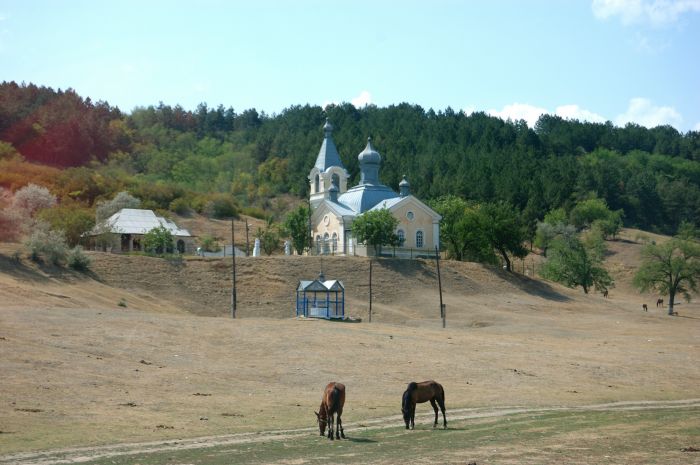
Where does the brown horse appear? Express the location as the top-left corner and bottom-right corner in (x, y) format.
(401, 380), (446, 430)
(656, 298), (664, 307)
(315, 382), (345, 440)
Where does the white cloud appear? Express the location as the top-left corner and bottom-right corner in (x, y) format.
(693, 122), (700, 131)
(554, 104), (607, 123)
(462, 106), (476, 116)
(487, 103), (606, 127)
(615, 97), (682, 127)
(351, 90), (372, 108)
(592, 0), (700, 26)
(487, 103), (549, 127)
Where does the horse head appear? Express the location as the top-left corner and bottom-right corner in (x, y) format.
(315, 410), (327, 436)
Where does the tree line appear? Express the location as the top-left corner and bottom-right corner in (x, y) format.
(2, 81), (700, 236)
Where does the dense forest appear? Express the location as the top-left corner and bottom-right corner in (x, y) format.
(2, 80), (700, 235)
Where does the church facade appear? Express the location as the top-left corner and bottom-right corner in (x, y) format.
(309, 120), (441, 257)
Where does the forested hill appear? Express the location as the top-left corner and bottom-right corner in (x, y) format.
(2, 81), (700, 234)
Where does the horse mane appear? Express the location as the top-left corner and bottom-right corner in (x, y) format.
(402, 382), (417, 411)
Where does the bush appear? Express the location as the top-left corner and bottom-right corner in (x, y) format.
(95, 191), (141, 222)
(143, 225), (173, 255)
(169, 197), (192, 215)
(199, 234), (221, 252)
(204, 193), (238, 219)
(67, 246), (91, 271)
(0, 207), (23, 242)
(25, 222), (69, 266)
(38, 204), (95, 247)
(12, 183), (57, 217)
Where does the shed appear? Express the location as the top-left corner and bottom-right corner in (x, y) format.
(296, 272), (345, 319)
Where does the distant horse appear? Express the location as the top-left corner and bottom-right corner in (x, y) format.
(656, 298), (664, 308)
(315, 382), (345, 440)
(401, 380), (446, 430)
(642, 304), (648, 312)
(603, 290), (609, 298)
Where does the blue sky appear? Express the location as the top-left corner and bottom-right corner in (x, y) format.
(1, 0), (699, 131)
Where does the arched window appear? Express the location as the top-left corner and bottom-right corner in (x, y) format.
(331, 173), (340, 189)
(397, 229), (405, 246)
(315, 235), (321, 254)
(416, 230), (424, 248)
(314, 174), (320, 193)
(323, 233), (330, 255)
(332, 232), (338, 253)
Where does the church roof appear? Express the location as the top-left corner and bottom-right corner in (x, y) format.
(337, 184), (399, 213)
(313, 119), (345, 172)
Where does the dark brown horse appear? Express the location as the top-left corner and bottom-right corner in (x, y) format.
(315, 382), (345, 440)
(401, 380), (446, 430)
(656, 298), (664, 307)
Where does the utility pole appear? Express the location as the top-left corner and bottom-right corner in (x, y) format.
(436, 246), (445, 328)
(231, 219), (237, 319)
(245, 222), (250, 257)
(368, 259), (373, 323)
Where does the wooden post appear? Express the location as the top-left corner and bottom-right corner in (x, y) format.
(231, 219), (237, 319)
(369, 259), (373, 323)
(436, 246), (445, 328)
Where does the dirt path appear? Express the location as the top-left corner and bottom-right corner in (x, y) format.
(3, 399), (698, 465)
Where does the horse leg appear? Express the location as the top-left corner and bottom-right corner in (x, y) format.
(411, 403), (416, 430)
(437, 396), (447, 429)
(335, 413), (345, 439)
(328, 412), (334, 440)
(430, 399), (439, 427)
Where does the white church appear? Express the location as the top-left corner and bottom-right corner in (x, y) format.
(309, 120), (441, 257)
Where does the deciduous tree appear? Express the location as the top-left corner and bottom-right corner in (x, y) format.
(351, 208), (400, 256)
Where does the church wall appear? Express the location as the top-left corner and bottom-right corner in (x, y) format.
(391, 200), (438, 250)
(312, 211), (345, 254)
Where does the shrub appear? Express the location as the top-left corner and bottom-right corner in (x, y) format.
(12, 183), (57, 217)
(95, 191), (141, 222)
(143, 225), (173, 255)
(199, 234), (221, 252)
(67, 246), (91, 271)
(0, 207), (23, 242)
(25, 222), (69, 266)
(204, 193), (238, 219)
(38, 204), (95, 247)
(169, 197), (192, 215)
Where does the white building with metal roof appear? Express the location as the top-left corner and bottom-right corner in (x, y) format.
(309, 121), (441, 257)
(90, 208), (195, 254)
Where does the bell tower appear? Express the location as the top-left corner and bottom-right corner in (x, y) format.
(309, 119), (349, 208)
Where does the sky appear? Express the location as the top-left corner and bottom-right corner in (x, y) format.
(1, 0), (699, 131)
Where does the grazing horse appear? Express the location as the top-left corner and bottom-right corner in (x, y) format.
(642, 303), (648, 312)
(656, 298), (664, 308)
(603, 290), (609, 298)
(315, 382), (345, 440)
(401, 380), (446, 430)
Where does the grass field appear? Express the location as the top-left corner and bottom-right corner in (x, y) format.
(7, 406), (698, 465)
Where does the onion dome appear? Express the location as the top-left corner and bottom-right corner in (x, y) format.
(399, 175), (411, 197)
(358, 137), (381, 165)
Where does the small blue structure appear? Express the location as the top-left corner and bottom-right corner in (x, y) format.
(296, 272), (345, 319)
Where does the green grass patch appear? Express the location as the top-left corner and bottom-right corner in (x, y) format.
(61, 407), (699, 465)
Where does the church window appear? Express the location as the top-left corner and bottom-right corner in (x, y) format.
(331, 173), (340, 189)
(332, 232), (338, 253)
(315, 235), (321, 254)
(397, 229), (405, 246)
(323, 233), (330, 255)
(406, 211), (415, 221)
(416, 230), (424, 248)
(314, 174), (320, 193)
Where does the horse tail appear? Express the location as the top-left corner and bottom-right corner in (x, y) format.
(407, 382), (418, 393)
(329, 386), (341, 415)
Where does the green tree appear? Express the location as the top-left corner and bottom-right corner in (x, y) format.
(633, 238), (700, 315)
(257, 219), (281, 255)
(534, 221), (576, 257)
(143, 226), (173, 255)
(481, 202), (528, 272)
(430, 195), (472, 260)
(351, 208), (400, 256)
(38, 204), (95, 247)
(283, 204), (311, 255)
(540, 235), (613, 294)
(569, 197), (616, 230)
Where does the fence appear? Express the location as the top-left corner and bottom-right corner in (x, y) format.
(306, 240), (438, 259)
